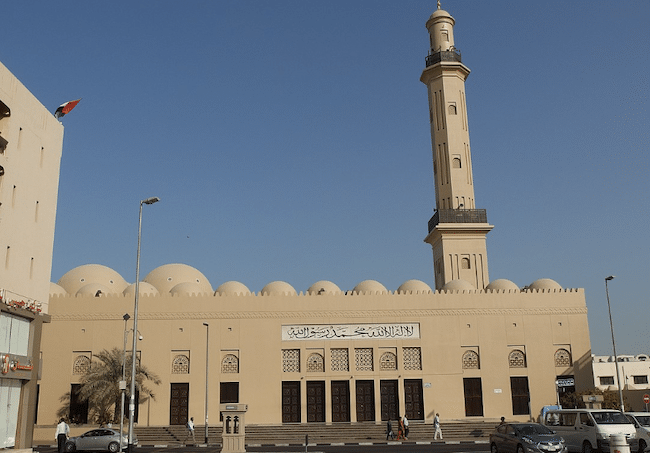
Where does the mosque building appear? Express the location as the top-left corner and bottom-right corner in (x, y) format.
(34, 4), (594, 435)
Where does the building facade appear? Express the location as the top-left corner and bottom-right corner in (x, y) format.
(0, 61), (65, 449)
(34, 4), (594, 439)
(592, 354), (650, 411)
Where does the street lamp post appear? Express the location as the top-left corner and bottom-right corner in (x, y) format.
(120, 313), (130, 450)
(127, 196), (160, 453)
(605, 275), (625, 412)
(203, 322), (209, 445)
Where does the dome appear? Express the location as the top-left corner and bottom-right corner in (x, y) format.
(123, 282), (160, 297)
(441, 279), (475, 291)
(429, 8), (453, 21)
(528, 278), (562, 291)
(170, 282), (209, 296)
(486, 279), (519, 291)
(57, 264), (128, 295)
(215, 281), (251, 296)
(397, 279), (432, 294)
(307, 280), (341, 295)
(49, 282), (68, 297)
(143, 263), (212, 295)
(76, 283), (111, 297)
(261, 281), (297, 296)
(353, 280), (388, 294)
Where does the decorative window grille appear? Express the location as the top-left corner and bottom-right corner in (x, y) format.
(403, 347), (422, 370)
(554, 349), (571, 367)
(331, 348), (349, 372)
(171, 354), (190, 374)
(509, 349), (526, 368)
(306, 353), (324, 372)
(380, 352), (397, 371)
(221, 354), (239, 373)
(73, 355), (91, 375)
(355, 348), (373, 371)
(282, 349), (300, 373)
(462, 350), (480, 369)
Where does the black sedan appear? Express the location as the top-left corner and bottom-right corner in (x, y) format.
(65, 428), (135, 452)
(491, 423), (567, 453)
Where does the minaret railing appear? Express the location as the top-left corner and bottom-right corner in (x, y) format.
(428, 208), (488, 232)
(425, 49), (462, 67)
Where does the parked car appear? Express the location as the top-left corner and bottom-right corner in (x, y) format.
(491, 422), (567, 453)
(65, 428), (135, 452)
(625, 413), (650, 452)
(543, 409), (638, 453)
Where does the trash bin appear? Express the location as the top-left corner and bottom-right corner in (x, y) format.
(610, 434), (630, 453)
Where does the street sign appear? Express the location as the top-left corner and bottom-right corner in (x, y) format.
(643, 394), (649, 404)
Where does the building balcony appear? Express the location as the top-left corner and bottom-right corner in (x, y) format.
(425, 49), (462, 67)
(428, 209), (488, 233)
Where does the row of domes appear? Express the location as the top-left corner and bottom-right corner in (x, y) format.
(50, 264), (563, 297)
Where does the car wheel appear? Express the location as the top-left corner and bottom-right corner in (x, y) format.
(583, 441), (594, 453)
(65, 442), (76, 453)
(517, 444), (525, 453)
(108, 442), (120, 453)
(639, 439), (647, 453)
(491, 443), (499, 453)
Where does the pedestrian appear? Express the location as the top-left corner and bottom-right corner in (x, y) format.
(55, 418), (69, 453)
(434, 413), (443, 440)
(397, 416), (405, 440)
(184, 417), (196, 445)
(386, 419), (394, 440)
(403, 414), (409, 440)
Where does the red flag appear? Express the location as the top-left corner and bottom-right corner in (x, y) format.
(54, 99), (81, 118)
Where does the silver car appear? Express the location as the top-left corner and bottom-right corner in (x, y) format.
(491, 423), (567, 453)
(65, 428), (135, 452)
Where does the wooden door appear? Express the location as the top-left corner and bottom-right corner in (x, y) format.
(170, 383), (189, 425)
(380, 380), (399, 421)
(355, 380), (375, 422)
(463, 377), (484, 416)
(404, 379), (424, 420)
(510, 377), (530, 415)
(306, 381), (325, 422)
(282, 381), (301, 423)
(331, 381), (350, 422)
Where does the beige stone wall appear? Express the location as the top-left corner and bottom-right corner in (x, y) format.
(37, 286), (592, 430)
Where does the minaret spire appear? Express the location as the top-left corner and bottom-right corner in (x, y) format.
(420, 6), (494, 290)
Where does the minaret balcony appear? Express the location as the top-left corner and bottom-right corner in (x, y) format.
(428, 208), (488, 233)
(425, 49), (462, 67)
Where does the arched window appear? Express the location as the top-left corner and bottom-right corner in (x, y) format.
(172, 354), (190, 374)
(448, 104), (457, 115)
(554, 349), (572, 367)
(380, 352), (397, 371)
(307, 353), (324, 372)
(461, 257), (471, 269)
(73, 355), (91, 375)
(221, 354), (239, 373)
(509, 349), (526, 368)
(462, 350), (480, 369)
(452, 157), (461, 168)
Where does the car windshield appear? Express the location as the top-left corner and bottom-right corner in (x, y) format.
(635, 416), (650, 427)
(592, 412), (631, 425)
(518, 424), (554, 435)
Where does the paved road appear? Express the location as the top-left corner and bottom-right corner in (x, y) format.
(35, 441), (490, 453)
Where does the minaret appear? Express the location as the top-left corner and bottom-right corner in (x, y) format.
(421, 4), (493, 290)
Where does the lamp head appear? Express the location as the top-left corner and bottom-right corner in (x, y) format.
(142, 197), (160, 205)
(203, 322), (209, 327)
(605, 275), (615, 281)
(123, 313), (131, 321)
(138, 335), (144, 341)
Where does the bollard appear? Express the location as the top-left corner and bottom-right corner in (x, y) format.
(610, 434), (630, 453)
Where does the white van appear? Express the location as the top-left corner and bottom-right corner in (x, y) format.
(625, 413), (650, 452)
(543, 409), (638, 453)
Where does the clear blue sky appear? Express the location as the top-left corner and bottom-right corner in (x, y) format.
(3, 1), (648, 356)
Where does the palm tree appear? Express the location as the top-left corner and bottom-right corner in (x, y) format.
(77, 347), (161, 425)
